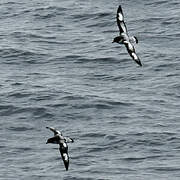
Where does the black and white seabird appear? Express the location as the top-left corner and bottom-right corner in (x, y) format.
(46, 127), (74, 171)
(112, 5), (142, 66)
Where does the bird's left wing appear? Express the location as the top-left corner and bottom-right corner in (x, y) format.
(116, 5), (128, 34)
(46, 127), (61, 135)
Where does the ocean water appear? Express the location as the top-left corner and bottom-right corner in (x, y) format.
(0, 0), (180, 179)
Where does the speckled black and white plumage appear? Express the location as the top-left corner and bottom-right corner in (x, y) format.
(46, 127), (74, 171)
(113, 5), (142, 66)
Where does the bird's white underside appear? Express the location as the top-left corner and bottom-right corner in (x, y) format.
(63, 142), (67, 147)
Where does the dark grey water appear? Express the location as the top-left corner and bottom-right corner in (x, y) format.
(0, 0), (180, 179)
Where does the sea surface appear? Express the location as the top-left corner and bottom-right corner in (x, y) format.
(0, 0), (180, 179)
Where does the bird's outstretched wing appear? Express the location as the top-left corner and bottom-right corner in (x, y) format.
(124, 41), (142, 66)
(59, 144), (69, 171)
(46, 127), (61, 135)
(116, 5), (128, 34)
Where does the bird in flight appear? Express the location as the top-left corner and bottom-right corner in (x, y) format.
(112, 5), (142, 66)
(46, 127), (74, 171)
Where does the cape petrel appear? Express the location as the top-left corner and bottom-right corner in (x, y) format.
(46, 127), (74, 171)
(112, 5), (142, 66)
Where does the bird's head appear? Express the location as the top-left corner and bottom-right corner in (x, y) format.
(46, 139), (52, 144)
(112, 36), (121, 43)
(46, 136), (59, 144)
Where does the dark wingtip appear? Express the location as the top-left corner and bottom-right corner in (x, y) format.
(134, 58), (142, 66)
(117, 5), (122, 12)
(65, 164), (69, 171)
(137, 60), (142, 67)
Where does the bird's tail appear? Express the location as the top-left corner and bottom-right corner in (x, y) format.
(65, 137), (74, 143)
(130, 36), (138, 44)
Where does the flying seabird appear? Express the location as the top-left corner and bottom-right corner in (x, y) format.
(112, 5), (142, 66)
(46, 127), (74, 171)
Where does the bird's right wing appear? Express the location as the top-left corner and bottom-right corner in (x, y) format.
(116, 5), (128, 34)
(59, 145), (69, 171)
(124, 41), (142, 66)
(46, 127), (61, 135)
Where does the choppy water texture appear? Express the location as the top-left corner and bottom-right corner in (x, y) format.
(0, 0), (180, 179)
